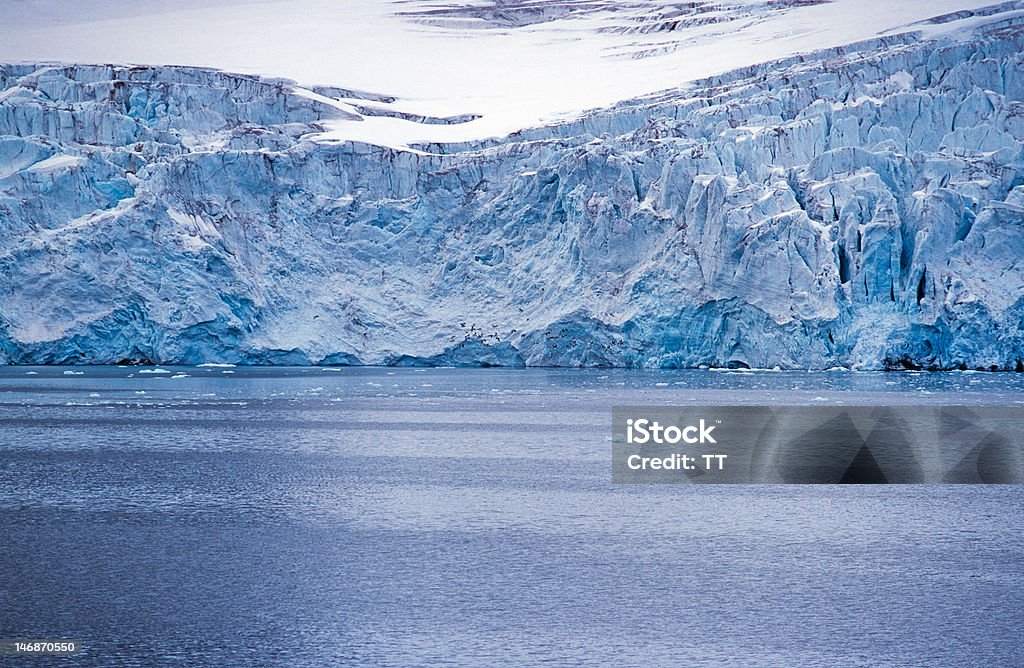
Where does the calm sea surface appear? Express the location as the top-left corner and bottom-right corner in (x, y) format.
(1, 367), (1022, 666)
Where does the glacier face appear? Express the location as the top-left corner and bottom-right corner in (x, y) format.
(0, 19), (1023, 368)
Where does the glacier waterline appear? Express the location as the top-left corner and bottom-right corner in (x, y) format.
(4, 365), (1024, 409)
(1, 12), (1023, 369)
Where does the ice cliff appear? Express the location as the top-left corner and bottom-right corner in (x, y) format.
(0, 14), (1023, 368)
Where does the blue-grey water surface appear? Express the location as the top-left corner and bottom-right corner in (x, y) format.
(1, 367), (1022, 666)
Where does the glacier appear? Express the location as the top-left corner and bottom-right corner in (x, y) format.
(0, 11), (1023, 368)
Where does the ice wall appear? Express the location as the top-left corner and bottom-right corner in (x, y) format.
(0, 20), (1022, 368)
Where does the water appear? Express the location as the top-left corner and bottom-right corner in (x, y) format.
(1, 367), (1022, 666)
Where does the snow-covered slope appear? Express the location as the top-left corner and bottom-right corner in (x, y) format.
(0, 0), (1018, 147)
(0, 3), (1022, 368)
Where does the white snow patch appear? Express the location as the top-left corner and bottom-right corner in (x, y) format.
(26, 154), (86, 174)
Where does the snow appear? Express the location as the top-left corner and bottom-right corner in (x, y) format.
(26, 154), (86, 174)
(0, 0), (1010, 147)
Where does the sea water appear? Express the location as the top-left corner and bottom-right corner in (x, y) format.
(1, 367), (1022, 666)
